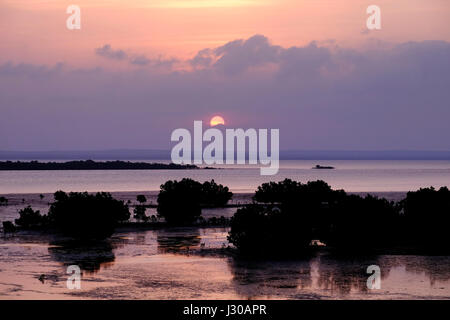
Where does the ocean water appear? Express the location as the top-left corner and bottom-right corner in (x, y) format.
(0, 160), (449, 194)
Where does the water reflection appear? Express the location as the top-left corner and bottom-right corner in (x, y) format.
(6, 228), (446, 299)
(380, 255), (450, 286)
(48, 239), (116, 273)
(227, 258), (312, 299)
(226, 252), (450, 299)
(314, 255), (383, 295)
(156, 228), (201, 253)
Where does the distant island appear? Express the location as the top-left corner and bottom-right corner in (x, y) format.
(313, 164), (335, 169)
(0, 160), (200, 171)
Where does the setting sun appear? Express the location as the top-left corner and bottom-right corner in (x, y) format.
(210, 116), (225, 126)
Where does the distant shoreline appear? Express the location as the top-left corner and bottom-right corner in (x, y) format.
(0, 160), (208, 171)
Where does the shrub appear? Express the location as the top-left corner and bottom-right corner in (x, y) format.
(48, 191), (130, 239)
(157, 179), (232, 225)
(399, 186), (450, 252)
(227, 204), (313, 256)
(2, 221), (16, 233)
(201, 180), (233, 207)
(157, 179), (203, 224)
(136, 195), (147, 204)
(133, 205), (148, 222)
(254, 179), (345, 206)
(0, 196), (8, 206)
(229, 179), (400, 256)
(15, 206), (47, 228)
(324, 194), (400, 251)
(253, 179), (303, 204)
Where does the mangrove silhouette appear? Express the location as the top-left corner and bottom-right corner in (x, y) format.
(0, 160), (199, 170)
(133, 205), (149, 222)
(47, 191), (130, 240)
(157, 178), (232, 225)
(0, 196), (8, 206)
(230, 179), (450, 256)
(136, 194), (147, 204)
(15, 206), (48, 229)
(397, 187), (450, 253)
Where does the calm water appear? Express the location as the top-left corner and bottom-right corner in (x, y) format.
(1, 160), (450, 194)
(1, 229), (450, 300)
(1, 160), (450, 299)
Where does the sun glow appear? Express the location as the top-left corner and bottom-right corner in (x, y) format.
(210, 116), (225, 126)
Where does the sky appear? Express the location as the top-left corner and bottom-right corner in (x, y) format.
(1, 0), (450, 151)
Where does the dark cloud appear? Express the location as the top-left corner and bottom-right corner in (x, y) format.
(95, 44), (128, 60)
(1, 35), (450, 151)
(96, 44), (177, 69)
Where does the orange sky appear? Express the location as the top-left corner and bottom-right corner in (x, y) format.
(1, 0), (450, 67)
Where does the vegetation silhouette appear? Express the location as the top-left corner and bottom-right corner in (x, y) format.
(230, 179), (450, 256)
(399, 186), (450, 253)
(133, 205), (149, 222)
(0, 160), (199, 170)
(232, 179), (345, 256)
(0, 196), (8, 206)
(324, 194), (400, 252)
(157, 178), (232, 225)
(201, 180), (233, 207)
(3, 177), (449, 255)
(48, 191), (130, 240)
(2, 221), (16, 233)
(136, 194), (147, 204)
(15, 206), (47, 228)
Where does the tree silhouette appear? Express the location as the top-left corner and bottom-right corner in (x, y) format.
(157, 179), (203, 225)
(15, 206), (47, 228)
(399, 186), (450, 253)
(136, 194), (147, 204)
(230, 179), (402, 256)
(48, 191), (130, 239)
(157, 178), (233, 225)
(0, 196), (7, 206)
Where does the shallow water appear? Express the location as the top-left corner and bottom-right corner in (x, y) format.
(1, 228), (450, 300)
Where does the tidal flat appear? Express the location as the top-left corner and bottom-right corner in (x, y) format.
(1, 226), (450, 299)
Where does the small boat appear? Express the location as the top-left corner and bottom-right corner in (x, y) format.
(313, 164), (335, 169)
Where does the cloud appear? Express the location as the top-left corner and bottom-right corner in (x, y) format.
(129, 55), (150, 66)
(1, 35), (450, 151)
(95, 44), (128, 60)
(96, 44), (177, 69)
(190, 35), (282, 74)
